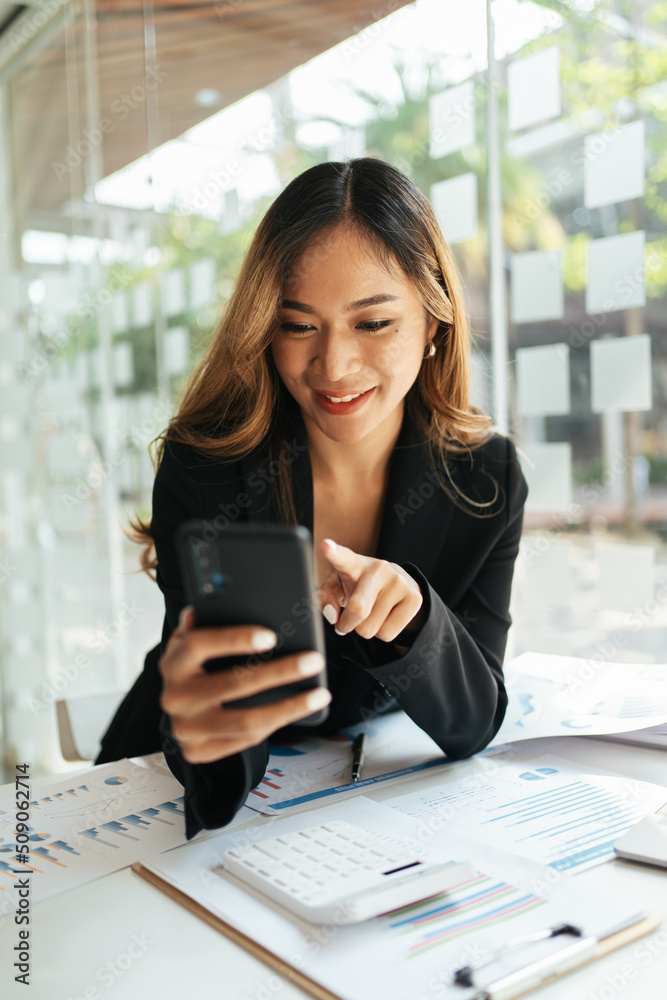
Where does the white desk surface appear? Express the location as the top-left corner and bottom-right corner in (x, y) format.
(1, 737), (666, 1000)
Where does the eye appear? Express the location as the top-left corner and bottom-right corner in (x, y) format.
(357, 320), (393, 332)
(279, 322), (314, 335)
(278, 319), (394, 335)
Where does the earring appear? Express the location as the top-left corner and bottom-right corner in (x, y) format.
(422, 341), (436, 359)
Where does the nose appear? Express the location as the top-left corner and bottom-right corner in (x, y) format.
(310, 328), (363, 384)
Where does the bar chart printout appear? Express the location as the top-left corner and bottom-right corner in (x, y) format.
(247, 712), (450, 815)
(0, 760), (190, 902)
(388, 755), (667, 872)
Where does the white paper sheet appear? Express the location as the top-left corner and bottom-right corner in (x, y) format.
(596, 541), (654, 613)
(0, 760), (194, 902)
(510, 249), (564, 324)
(490, 652), (667, 748)
(586, 230), (646, 314)
(591, 334), (652, 412)
(429, 80), (476, 159)
(388, 754), (667, 873)
(516, 343), (570, 416)
(584, 120), (645, 210)
(520, 441), (572, 513)
(507, 45), (561, 132)
(139, 795), (646, 1000)
(431, 172), (478, 243)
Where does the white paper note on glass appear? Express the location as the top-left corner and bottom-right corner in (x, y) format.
(516, 343), (570, 416)
(507, 45), (561, 132)
(431, 172), (478, 243)
(591, 334), (652, 412)
(110, 292), (128, 333)
(510, 249), (563, 324)
(132, 282), (153, 326)
(470, 348), (492, 413)
(520, 536), (572, 606)
(429, 80), (476, 159)
(586, 230), (645, 314)
(521, 441), (572, 512)
(161, 268), (187, 317)
(584, 120), (645, 210)
(596, 541), (654, 613)
(189, 258), (216, 310)
(165, 326), (190, 375)
(113, 342), (134, 388)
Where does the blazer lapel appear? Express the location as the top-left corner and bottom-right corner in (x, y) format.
(375, 409), (455, 580)
(238, 404), (314, 527)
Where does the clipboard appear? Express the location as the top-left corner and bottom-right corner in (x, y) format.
(131, 860), (662, 1000)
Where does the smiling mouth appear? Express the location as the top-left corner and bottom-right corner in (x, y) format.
(315, 388), (374, 403)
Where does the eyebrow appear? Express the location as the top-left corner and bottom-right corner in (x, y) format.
(280, 293), (401, 314)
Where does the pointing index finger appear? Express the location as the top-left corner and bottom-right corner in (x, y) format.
(321, 539), (363, 579)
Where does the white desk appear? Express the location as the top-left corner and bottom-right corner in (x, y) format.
(1, 737), (666, 1000)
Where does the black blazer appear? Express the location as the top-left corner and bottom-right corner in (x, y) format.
(97, 393), (528, 840)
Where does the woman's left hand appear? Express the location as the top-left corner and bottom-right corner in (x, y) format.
(316, 538), (425, 642)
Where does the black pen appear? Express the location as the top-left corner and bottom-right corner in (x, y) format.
(350, 733), (366, 783)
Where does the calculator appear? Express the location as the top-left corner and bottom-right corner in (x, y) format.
(221, 820), (473, 924)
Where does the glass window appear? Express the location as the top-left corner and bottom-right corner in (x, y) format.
(1, 0), (665, 781)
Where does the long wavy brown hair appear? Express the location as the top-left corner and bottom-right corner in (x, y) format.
(132, 156), (495, 575)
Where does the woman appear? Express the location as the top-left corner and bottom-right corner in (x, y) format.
(98, 157), (528, 840)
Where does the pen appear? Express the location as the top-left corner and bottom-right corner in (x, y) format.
(350, 733), (366, 783)
(452, 922), (598, 1000)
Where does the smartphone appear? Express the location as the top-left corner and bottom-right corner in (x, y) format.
(175, 520), (329, 726)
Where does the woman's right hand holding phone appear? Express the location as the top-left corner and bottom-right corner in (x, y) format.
(158, 607), (331, 764)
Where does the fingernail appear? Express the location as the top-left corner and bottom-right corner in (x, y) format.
(334, 627), (346, 636)
(306, 688), (331, 711)
(252, 629), (278, 650)
(322, 604), (338, 625)
(323, 538), (336, 548)
(298, 652), (325, 676)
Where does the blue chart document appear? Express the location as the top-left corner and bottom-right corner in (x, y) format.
(246, 712), (450, 815)
(388, 755), (667, 873)
(0, 760), (191, 902)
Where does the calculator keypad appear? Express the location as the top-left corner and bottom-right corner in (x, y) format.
(224, 820), (420, 905)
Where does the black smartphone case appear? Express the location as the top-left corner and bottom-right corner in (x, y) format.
(175, 520), (329, 725)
